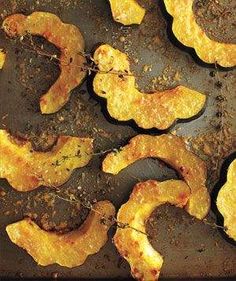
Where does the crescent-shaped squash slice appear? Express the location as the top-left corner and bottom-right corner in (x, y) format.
(109, 0), (145, 25)
(0, 49), (6, 69)
(0, 129), (93, 191)
(217, 159), (236, 241)
(163, 0), (236, 67)
(6, 201), (115, 267)
(93, 44), (206, 130)
(103, 134), (210, 219)
(114, 179), (190, 281)
(2, 12), (86, 114)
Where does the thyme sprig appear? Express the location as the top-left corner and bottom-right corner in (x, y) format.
(53, 193), (148, 236)
(18, 34), (141, 78)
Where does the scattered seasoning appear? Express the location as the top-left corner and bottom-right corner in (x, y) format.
(119, 36), (126, 43)
(151, 66), (182, 91)
(193, 0), (236, 44)
(52, 272), (59, 279)
(0, 190), (6, 197)
(143, 64), (152, 72)
(0, 0), (235, 277)
(187, 63), (235, 184)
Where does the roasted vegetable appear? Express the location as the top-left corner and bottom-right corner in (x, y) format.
(164, 0), (236, 67)
(2, 12), (86, 113)
(114, 179), (190, 281)
(0, 130), (93, 191)
(217, 159), (236, 241)
(103, 134), (210, 219)
(0, 49), (6, 69)
(93, 44), (206, 130)
(7, 201), (115, 267)
(109, 0), (145, 25)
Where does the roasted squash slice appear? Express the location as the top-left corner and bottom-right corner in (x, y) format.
(7, 201), (115, 267)
(217, 159), (236, 241)
(109, 0), (145, 25)
(93, 44), (206, 130)
(2, 12), (86, 113)
(103, 134), (210, 219)
(0, 130), (93, 191)
(114, 179), (190, 281)
(0, 49), (6, 69)
(164, 0), (236, 67)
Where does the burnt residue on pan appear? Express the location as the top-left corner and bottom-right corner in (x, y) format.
(0, 0), (235, 279)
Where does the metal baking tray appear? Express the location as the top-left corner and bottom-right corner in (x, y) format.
(0, 0), (235, 279)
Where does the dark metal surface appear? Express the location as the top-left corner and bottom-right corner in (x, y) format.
(0, 0), (235, 279)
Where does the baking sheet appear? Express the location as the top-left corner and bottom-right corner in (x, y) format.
(0, 0), (235, 279)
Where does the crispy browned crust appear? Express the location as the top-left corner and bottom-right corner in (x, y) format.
(217, 159), (236, 241)
(0, 129), (93, 191)
(109, 0), (145, 25)
(114, 180), (190, 281)
(0, 49), (6, 69)
(103, 134), (210, 219)
(164, 0), (236, 67)
(93, 44), (206, 130)
(6, 201), (115, 267)
(2, 12), (86, 113)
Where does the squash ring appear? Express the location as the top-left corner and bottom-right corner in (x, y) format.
(114, 179), (190, 280)
(6, 201), (115, 268)
(109, 0), (145, 25)
(2, 12), (86, 113)
(93, 44), (206, 130)
(217, 159), (236, 241)
(163, 0), (236, 67)
(0, 129), (93, 192)
(103, 134), (210, 219)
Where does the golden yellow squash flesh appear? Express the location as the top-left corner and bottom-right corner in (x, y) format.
(109, 0), (145, 25)
(164, 0), (236, 67)
(93, 44), (206, 130)
(0, 130), (93, 191)
(0, 49), (6, 69)
(6, 201), (115, 267)
(103, 134), (210, 220)
(217, 159), (236, 241)
(114, 180), (190, 281)
(2, 12), (86, 113)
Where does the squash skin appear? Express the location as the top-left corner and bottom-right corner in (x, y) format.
(2, 12), (86, 113)
(103, 134), (210, 220)
(109, 0), (145, 25)
(6, 201), (115, 268)
(93, 44), (206, 130)
(217, 159), (236, 241)
(114, 180), (190, 281)
(0, 49), (6, 69)
(164, 0), (236, 67)
(0, 130), (93, 191)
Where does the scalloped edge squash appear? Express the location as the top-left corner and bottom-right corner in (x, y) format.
(103, 134), (210, 220)
(7, 201), (115, 267)
(109, 0), (145, 25)
(93, 44), (206, 130)
(2, 12), (86, 113)
(164, 0), (236, 67)
(114, 179), (190, 281)
(217, 159), (236, 241)
(0, 130), (93, 191)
